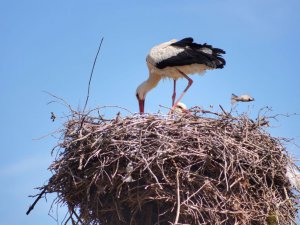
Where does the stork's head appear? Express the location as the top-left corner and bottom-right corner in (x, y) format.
(136, 93), (145, 114)
(136, 75), (161, 114)
(136, 83), (147, 114)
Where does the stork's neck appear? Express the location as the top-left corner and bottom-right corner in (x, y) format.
(136, 72), (161, 100)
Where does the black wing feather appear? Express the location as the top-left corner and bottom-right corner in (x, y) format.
(156, 38), (226, 69)
(170, 37), (194, 47)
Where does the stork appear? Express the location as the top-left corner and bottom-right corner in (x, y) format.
(136, 37), (226, 114)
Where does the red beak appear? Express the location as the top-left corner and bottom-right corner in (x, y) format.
(136, 93), (145, 114)
(138, 99), (145, 114)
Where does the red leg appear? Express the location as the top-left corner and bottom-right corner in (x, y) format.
(172, 79), (176, 106)
(171, 68), (193, 110)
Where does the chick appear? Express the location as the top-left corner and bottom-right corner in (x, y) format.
(172, 102), (187, 115)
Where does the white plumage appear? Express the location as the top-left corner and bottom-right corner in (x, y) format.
(146, 39), (214, 79)
(147, 39), (185, 65)
(172, 102), (188, 115)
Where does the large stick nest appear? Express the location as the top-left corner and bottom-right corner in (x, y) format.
(37, 108), (299, 225)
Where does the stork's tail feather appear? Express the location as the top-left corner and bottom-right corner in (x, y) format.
(166, 37), (226, 69)
(201, 44), (226, 69)
(215, 57), (226, 68)
(231, 93), (238, 104)
(212, 47), (226, 55)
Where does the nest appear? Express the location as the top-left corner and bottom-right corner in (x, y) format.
(31, 108), (299, 225)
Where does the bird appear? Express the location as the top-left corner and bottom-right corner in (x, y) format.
(231, 94), (254, 104)
(172, 102), (188, 115)
(136, 37), (226, 114)
(50, 112), (56, 122)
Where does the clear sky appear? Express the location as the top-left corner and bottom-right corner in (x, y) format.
(1, 0), (300, 224)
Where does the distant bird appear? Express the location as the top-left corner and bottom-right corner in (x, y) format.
(231, 94), (254, 104)
(50, 112), (56, 122)
(172, 102), (188, 115)
(136, 37), (226, 114)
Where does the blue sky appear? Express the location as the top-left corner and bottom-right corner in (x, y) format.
(1, 0), (300, 224)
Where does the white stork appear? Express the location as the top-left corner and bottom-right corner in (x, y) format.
(136, 37), (226, 114)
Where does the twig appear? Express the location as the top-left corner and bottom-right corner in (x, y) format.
(97, 105), (133, 115)
(219, 104), (229, 116)
(26, 189), (46, 215)
(79, 37), (104, 131)
(174, 169), (181, 225)
(43, 91), (74, 112)
(83, 37), (104, 113)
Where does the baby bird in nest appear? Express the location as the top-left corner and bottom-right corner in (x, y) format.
(171, 102), (188, 115)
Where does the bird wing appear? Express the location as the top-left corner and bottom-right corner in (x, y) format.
(169, 37), (194, 47)
(156, 38), (226, 69)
